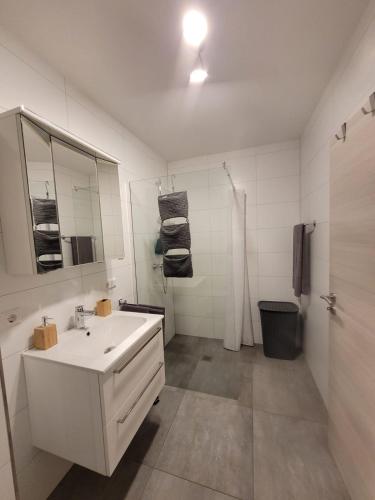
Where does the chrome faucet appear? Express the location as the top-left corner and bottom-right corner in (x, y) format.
(75, 305), (96, 329)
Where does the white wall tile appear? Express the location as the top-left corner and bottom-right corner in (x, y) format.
(10, 408), (38, 473)
(229, 156), (256, 182)
(174, 315), (213, 337)
(258, 252), (293, 277)
(0, 384), (12, 470)
(191, 232), (210, 254)
(0, 462), (15, 500)
(173, 295), (213, 318)
(257, 176), (299, 205)
(257, 202), (300, 228)
(258, 276), (295, 302)
(0, 47), (67, 128)
(256, 148), (299, 180)
(17, 450), (71, 500)
(2, 353), (28, 417)
(257, 227), (293, 253)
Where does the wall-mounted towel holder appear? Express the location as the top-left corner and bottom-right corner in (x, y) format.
(361, 92), (375, 115)
(335, 123), (347, 142)
(305, 221), (316, 234)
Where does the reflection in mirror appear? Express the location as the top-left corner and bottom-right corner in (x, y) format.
(97, 159), (125, 260)
(51, 139), (104, 266)
(21, 116), (63, 273)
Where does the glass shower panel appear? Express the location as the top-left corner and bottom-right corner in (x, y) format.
(130, 167), (232, 345)
(130, 176), (176, 344)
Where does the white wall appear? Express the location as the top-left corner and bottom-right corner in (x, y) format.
(301, 0), (375, 406)
(169, 140), (300, 343)
(0, 27), (166, 499)
(0, 374), (15, 500)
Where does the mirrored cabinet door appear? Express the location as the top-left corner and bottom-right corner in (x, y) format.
(51, 138), (105, 267)
(96, 158), (125, 260)
(21, 116), (63, 273)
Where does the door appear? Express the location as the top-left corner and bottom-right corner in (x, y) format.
(329, 108), (375, 499)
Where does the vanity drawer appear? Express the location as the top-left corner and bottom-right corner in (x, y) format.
(104, 360), (165, 475)
(101, 326), (164, 422)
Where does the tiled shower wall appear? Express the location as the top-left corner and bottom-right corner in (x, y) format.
(168, 168), (233, 341)
(168, 140), (300, 343)
(0, 27), (166, 500)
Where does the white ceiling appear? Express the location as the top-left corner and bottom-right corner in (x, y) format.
(0, 0), (368, 161)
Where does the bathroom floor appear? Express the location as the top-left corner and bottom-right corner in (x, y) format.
(49, 338), (349, 500)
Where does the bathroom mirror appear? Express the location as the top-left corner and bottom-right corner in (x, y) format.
(21, 117), (63, 272)
(51, 138), (105, 267)
(96, 159), (125, 260)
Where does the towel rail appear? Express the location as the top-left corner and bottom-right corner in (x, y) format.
(305, 221), (316, 234)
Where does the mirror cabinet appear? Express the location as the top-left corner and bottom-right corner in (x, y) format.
(0, 107), (124, 275)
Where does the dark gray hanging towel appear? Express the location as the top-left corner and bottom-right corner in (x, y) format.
(71, 236), (94, 265)
(160, 222), (191, 252)
(33, 230), (61, 257)
(158, 191), (188, 221)
(163, 253), (193, 278)
(32, 198), (58, 225)
(293, 224), (311, 297)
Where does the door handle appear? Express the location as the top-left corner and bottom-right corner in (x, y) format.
(320, 293), (336, 311)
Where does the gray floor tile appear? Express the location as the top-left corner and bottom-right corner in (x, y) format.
(253, 362), (327, 423)
(237, 376), (253, 408)
(48, 460), (151, 500)
(165, 351), (199, 389)
(141, 470), (235, 500)
(126, 386), (185, 466)
(156, 391), (253, 499)
(253, 410), (350, 500)
(165, 334), (200, 357)
(254, 344), (305, 368)
(187, 358), (242, 399)
(166, 335), (254, 403)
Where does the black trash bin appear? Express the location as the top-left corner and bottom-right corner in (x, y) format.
(258, 301), (302, 360)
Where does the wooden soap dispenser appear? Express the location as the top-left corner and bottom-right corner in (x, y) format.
(33, 316), (58, 350)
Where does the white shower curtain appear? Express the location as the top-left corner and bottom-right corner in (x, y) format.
(224, 188), (254, 351)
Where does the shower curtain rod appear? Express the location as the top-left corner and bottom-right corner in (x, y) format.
(222, 161), (235, 190)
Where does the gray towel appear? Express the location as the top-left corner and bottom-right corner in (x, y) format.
(71, 236), (94, 265)
(293, 224), (310, 297)
(163, 253), (193, 278)
(158, 191), (188, 221)
(160, 222), (191, 252)
(32, 198), (58, 225)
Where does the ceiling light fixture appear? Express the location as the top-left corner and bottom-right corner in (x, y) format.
(189, 67), (208, 84)
(183, 10), (208, 47)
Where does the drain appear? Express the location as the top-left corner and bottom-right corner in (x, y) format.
(104, 346), (116, 354)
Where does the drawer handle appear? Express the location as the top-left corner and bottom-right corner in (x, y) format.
(113, 327), (161, 374)
(117, 361), (164, 424)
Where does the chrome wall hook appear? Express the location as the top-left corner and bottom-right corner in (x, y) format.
(335, 123), (347, 141)
(361, 92), (375, 115)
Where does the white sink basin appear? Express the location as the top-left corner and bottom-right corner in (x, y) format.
(23, 310), (163, 373)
